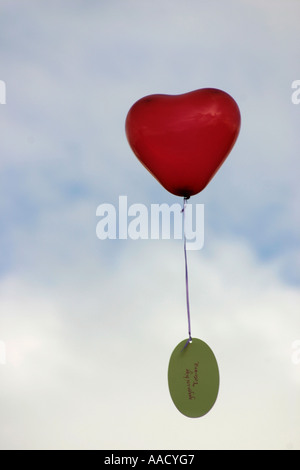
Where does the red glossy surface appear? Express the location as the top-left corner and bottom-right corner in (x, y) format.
(125, 88), (241, 197)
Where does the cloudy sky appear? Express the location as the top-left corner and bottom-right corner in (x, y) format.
(0, 0), (299, 450)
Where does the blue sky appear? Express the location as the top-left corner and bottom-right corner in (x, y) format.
(0, 0), (299, 449)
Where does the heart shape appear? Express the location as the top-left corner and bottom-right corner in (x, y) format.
(125, 88), (241, 197)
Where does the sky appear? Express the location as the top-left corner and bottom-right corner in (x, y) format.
(0, 0), (299, 450)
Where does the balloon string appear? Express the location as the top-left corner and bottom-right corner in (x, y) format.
(182, 196), (192, 350)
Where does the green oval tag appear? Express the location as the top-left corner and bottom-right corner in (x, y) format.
(168, 338), (219, 418)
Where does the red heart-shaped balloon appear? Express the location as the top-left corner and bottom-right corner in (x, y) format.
(125, 88), (241, 197)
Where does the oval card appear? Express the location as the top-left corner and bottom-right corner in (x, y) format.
(168, 338), (219, 418)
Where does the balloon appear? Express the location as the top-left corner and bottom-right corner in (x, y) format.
(125, 88), (241, 197)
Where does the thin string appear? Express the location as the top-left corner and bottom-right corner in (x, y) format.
(182, 196), (192, 350)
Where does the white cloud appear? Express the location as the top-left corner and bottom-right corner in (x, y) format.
(0, 236), (299, 449)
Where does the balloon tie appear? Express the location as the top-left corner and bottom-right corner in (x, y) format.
(182, 196), (192, 350)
